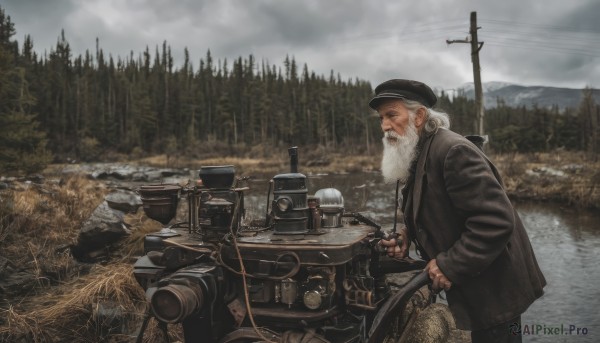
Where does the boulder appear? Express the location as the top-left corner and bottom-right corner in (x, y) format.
(108, 165), (140, 180)
(62, 163), (190, 183)
(105, 190), (142, 213)
(26, 174), (45, 184)
(132, 171), (148, 182)
(74, 202), (130, 257)
(144, 169), (165, 182)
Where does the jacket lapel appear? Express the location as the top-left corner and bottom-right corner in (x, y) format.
(412, 132), (435, 221)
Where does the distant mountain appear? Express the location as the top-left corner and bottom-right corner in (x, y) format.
(455, 82), (600, 110)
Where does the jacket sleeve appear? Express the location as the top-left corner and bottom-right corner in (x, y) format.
(435, 143), (515, 285)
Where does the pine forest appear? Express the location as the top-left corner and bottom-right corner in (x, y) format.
(0, 6), (598, 174)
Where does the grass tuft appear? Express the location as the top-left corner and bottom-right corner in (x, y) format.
(0, 263), (147, 342)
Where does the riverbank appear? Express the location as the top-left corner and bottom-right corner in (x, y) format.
(39, 144), (600, 210)
(132, 149), (600, 209)
(493, 151), (600, 209)
(0, 149), (598, 341)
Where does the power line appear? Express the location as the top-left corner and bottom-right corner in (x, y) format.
(479, 18), (600, 34)
(483, 35), (600, 53)
(333, 24), (467, 44)
(481, 29), (600, 45)
(485, 41), (599, 58)
(472, 17), (600, 58)
(323, 23), (469, 50)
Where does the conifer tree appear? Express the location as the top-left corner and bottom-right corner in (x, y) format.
(0, 7), (51, 174)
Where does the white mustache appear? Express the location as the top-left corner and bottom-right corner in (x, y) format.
(384, 131), (402, 140)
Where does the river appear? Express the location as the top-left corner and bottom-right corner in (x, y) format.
(241, 171), (600, 342)
(515, 201), (599, 343)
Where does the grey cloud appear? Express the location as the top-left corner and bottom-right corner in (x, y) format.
(557, 1), (600, 31)
(3, 0), (75, 50)
(0, 0), (598, 89)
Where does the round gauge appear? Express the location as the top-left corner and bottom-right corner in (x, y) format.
(303, 291), (322, 310)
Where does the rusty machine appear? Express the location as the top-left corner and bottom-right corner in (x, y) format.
(133, 147), (432, 343)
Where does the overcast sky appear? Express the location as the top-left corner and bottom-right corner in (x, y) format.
(3, 0), (599, 91)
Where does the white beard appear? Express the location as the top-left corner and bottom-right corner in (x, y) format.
(381, 121), (420, 184)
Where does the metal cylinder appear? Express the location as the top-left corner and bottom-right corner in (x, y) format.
(150, 283), (204, 323)
(288, 146), (298, 173)
(280, 279), (297, 307)
(308, 196), (321, 231)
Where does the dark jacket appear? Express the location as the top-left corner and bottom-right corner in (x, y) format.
(402, 128), (546, 330)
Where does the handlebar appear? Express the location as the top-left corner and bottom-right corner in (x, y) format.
(367, 270), (431, 343)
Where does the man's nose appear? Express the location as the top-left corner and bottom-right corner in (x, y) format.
(381, 118), (391, 132)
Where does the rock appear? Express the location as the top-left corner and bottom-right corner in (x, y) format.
(526, 166), (568, 179)
(62, 163), (190, 182)
(27, 174), (45, 184)
(145, 169), (165, 182)
(561, 164), (584, 173)
(0, 176), (16, 183)
(162, 176), (187, 184)
(132, 171), (148, 182)
(61, 164), (85, 175)
(91, 170), (110, 179)
(11, 182), (31, 191)
(0, 182), (8, 190)
(105, 190), (142, 213)
(75, 201), (129, 256)
(108, 165), (140, 180)
(160, 168), (181, 177)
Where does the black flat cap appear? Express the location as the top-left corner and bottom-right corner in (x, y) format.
(369, 79), (437, 109)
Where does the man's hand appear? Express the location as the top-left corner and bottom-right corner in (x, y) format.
(379, 227), (409, 259)
(426, 259), (452, 292)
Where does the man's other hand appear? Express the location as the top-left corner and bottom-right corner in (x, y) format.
(379, 227), (409, 259)
(426, 259), (452, 292)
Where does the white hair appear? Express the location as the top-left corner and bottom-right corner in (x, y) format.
(402, 100), (451, 134)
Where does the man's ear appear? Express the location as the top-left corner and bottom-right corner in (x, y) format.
(414, 107), (427, 128)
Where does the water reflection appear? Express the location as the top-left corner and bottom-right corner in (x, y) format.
(243, 172), (600, 342)
(514, 201), (600, 343)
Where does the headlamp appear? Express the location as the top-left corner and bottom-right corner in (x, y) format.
(276, 197), (292, 212)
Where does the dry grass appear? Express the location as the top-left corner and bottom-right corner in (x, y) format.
(1, 305), (52, 342)
(0, 175), (115, 341)
(0, 263), (147, 342)
(0, 176), (107, 282)
(136, 149), (381, 177)
(0, 174), (180, 342)
(140, 318), (184, 343)
(491, 150), (600, 208)
(138, 153), (288, 176)
(122, 210), (163, 258)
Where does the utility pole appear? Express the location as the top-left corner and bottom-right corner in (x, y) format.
(447, 11), (485, 136)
